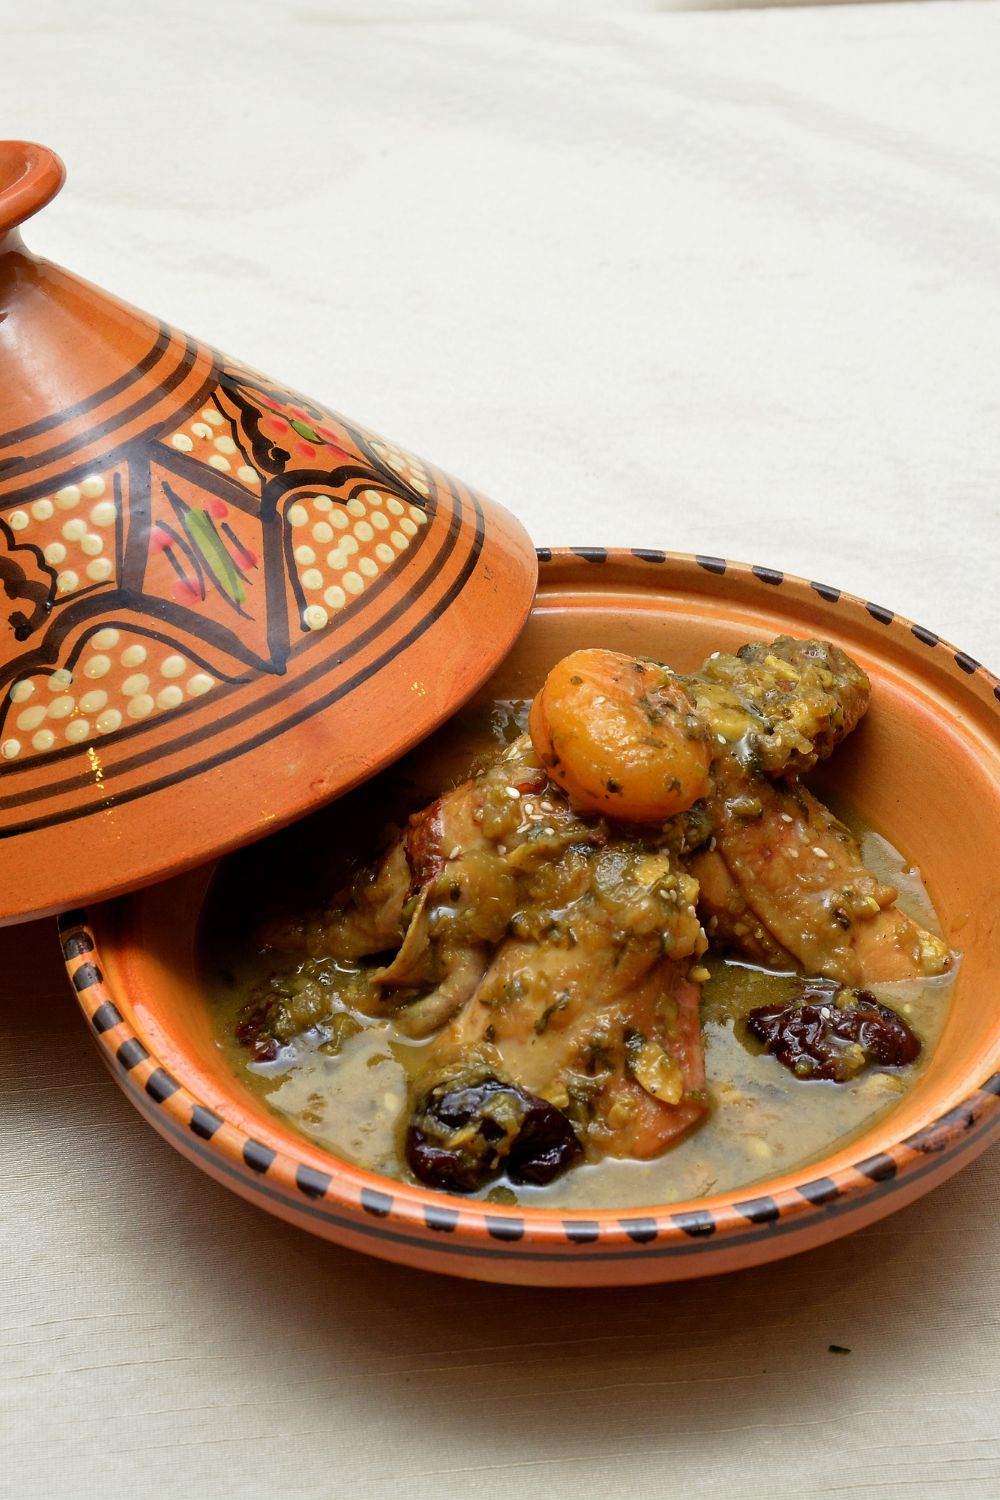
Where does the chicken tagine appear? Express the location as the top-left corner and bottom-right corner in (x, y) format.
(207, 636), (955, 1206)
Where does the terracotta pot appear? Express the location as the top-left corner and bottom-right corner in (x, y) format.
(62, 552), (1000, 1287)
(0, 141), (535, 924)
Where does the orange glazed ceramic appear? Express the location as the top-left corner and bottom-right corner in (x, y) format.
(63, 552), (1000, 1287)
(0, 142), (535, 924)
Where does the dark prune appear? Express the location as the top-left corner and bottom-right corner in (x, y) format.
(406, 1068), (583, 1192)
(747, 978), (920, 1082)
(234, 1000), (281, 1062)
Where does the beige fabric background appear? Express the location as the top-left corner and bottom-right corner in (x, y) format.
(3, 1), (1000, 1496)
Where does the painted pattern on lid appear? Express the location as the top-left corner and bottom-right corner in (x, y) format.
(0, 143), (536, 922)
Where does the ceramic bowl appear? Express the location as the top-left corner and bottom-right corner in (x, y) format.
(62, 550), (1000, 1287)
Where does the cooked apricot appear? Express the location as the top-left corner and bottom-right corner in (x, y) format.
(528, 648), (711, 822)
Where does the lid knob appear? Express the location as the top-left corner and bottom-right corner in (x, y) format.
(0, 141), (65, 244)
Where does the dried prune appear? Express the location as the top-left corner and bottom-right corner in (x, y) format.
(747, 978), (920, 1082)
(235, 999), (281, 1062)
(406, 1068), (583, 1192)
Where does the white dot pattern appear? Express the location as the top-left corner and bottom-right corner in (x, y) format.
(164, 411), (260, 491)
(1, 635), (222, 762)
(284, 486), (427, 634)
(5, 472), (116, 600)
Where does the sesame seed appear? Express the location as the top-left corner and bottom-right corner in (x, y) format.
(504, 786), (521, 799)
(780, 813), (793, 823)
(448, 845), (461, 860)
(812, 846), (828, 859)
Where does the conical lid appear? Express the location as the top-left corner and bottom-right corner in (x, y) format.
(0, 143), (537, 923)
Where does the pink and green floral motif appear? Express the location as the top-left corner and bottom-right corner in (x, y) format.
(0, 366), (434, 768)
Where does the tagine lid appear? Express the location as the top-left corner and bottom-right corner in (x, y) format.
(0, 143), (537, 924)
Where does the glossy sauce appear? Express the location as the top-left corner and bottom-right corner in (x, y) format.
(202, 702), (955, 1210)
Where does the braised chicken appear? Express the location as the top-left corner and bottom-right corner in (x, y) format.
(235, 634), (952, 1195)
(684, 639), (950, 985)
(309, 735), (709, 1185)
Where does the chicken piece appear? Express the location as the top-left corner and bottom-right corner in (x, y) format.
(421, 844), (708, 1162)
(689, 636), (871, 777)
(315, 739), (551, 1035)
(690, 765), (950, 985)
(315, 734), (710, 1182)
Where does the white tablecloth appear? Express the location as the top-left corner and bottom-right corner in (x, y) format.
(4, 2), (1000, 1497)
